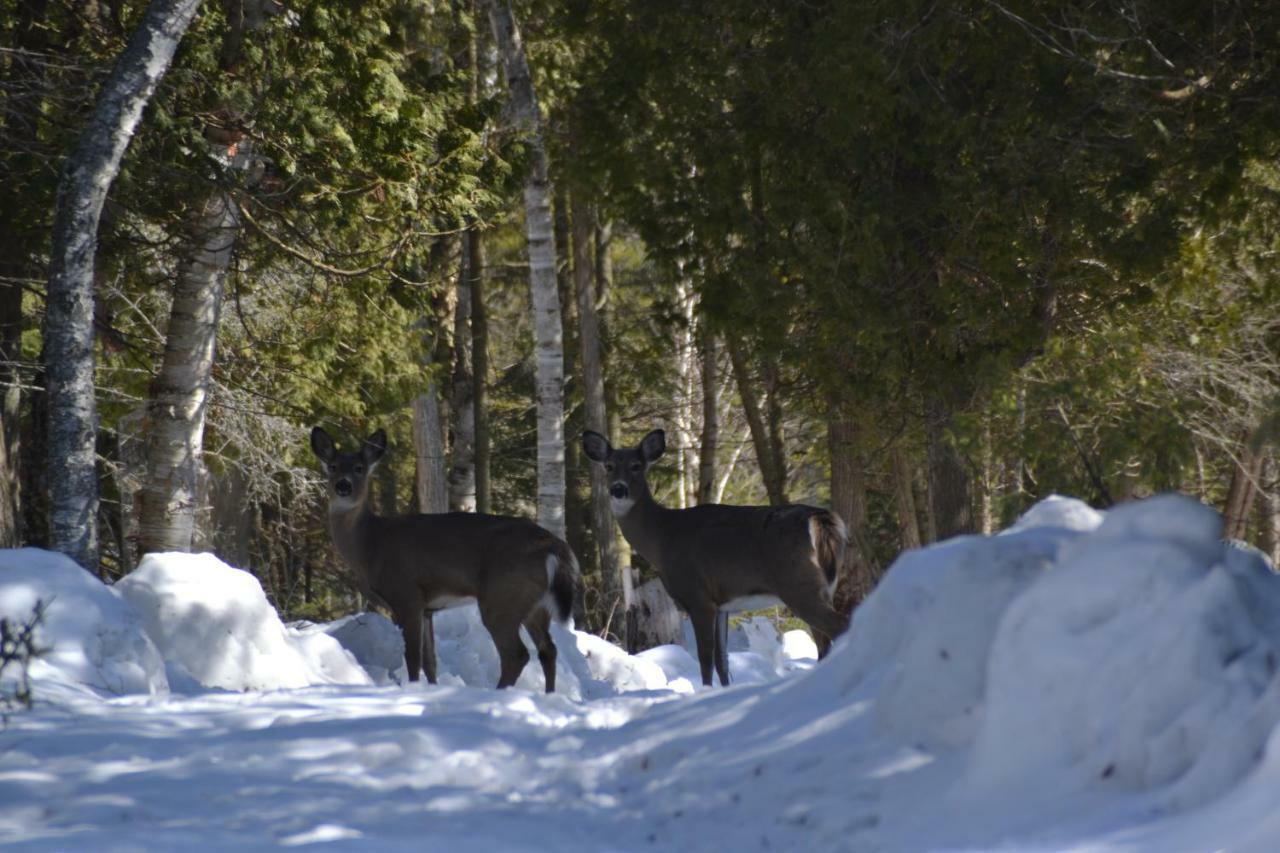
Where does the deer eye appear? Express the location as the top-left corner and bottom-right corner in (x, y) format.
(354, 465), (365, 475)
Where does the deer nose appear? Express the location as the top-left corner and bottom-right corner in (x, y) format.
(335, 479), (353, 497)
(610, 483), (629, 500)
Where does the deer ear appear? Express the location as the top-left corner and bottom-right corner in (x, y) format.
(310, 426), (336, 462)
(362, 429), (387, 467)
(639, 429), (666, 462)
(582, 430), (612, 463)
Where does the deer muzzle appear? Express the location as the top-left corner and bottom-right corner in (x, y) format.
(335, 479), (353, 497)
(609, 482), (629, 500)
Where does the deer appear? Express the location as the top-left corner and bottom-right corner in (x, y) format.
(583, 428), (850, 687)
(310, 426), (578, 692)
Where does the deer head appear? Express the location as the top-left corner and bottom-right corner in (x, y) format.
(310, 426), (386, 511)
(583, 428), (665, 517)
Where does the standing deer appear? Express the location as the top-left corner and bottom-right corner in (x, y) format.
(311, 426), (578, 692)
(583, 428), (849, 686)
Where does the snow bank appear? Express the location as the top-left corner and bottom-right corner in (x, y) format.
(823, 525), (1076, 749)
(0, 549), (167, 699)
(312, 611), (407, 685)
(116, 553), (371, 692)
(965, 495), (1280, 811)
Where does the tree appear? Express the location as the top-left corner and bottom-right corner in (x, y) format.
(482, 0), (566, 538)
(44, 0), (203, 570)
(137, 1), (274, 557)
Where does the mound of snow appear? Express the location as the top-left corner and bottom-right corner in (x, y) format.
(312, 611), (407, 685)
(965, 495), (1280, 811)
(823, 526), (1078, 749)
(1002, 493), (1104, 535)
(116, 553), (371, 692)
(0, 549), (167, 699)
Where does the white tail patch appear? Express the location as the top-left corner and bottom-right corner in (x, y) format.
(810, 514), (848, 595)
(545, 553), (558, 587)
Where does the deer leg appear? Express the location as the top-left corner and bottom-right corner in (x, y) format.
(714, 609), (731, 686)
(421, 611), (438, 684)
(480, 603), (530, 689)
(782, 593), (849, 661)
(395, 602), (424, 683)
(523, 607), (558, 694)
(689, 605), (718, 687)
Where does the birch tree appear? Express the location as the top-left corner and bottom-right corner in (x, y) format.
(136, 0), (280, 556)
(44, 0), (203, 569)
(482, 0), (565, 538)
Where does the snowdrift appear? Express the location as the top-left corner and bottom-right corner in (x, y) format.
(814, 492), (1280, 826)
(1, 549), (810, 701)
(0, 548), (166, 700)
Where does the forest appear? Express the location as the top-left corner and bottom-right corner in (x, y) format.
(2, 0), (1278, 645)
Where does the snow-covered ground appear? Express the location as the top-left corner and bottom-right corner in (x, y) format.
(2, 494), (1279, 851)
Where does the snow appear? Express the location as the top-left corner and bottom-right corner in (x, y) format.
(0, 548), (166, 701)
(2, 493), (1280, 851)
(115, 552), (371, 692)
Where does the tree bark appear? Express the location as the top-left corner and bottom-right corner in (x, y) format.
(891, 446), (922, 551)
(0, 0), (54, 548)
(697, 328), (719, 505)
(924, 392), (974, 541)
(1257, 455), (1277, 565)
(1223, 438), (1264, 541)
(725, 336), (787, 505)
(447, 231), (477, 512)
(573, 192), (622, 627)
(483, 0), (565, 538)
(414, 390), (449, 514)
(470, 230), (491, 514)
(136, 182), (239, 555)
(828, 406), (876, 615)
(44, 0), (203, 569)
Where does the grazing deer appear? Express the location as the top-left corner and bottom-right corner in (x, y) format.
(311, 427), (578, 692)
(583, 428), (849, 686)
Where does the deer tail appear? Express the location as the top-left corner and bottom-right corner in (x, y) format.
(809, 510), (848, 594)
(544, 539), (579, 626)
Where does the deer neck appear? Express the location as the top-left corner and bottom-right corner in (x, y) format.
(615, 481), (669, 565)
(327, 497), (380, 591)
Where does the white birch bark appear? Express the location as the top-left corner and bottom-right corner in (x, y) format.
(483, 0), (564, 538)
(137, 182), (239, 555)
(44, 0), (203, 569)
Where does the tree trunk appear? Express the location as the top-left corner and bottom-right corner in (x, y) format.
(483, 0), (565, 538)
(827, 406), (876, 615)
(596, 215), (635, 644)
(447, 231), (477, 512)
(697, 328), (719, 505)
(725, 337), (787, 505)
(1223, 439), (1264, 541)
(136, 2), (272, 557)
(631, 578), (683, 651)
(1257, 455), (1277, 565)
(977, 416), (995, 535)
(891, 446), (922, 551)
(573, 191), (622, 628)
(414, 390), (449, 514)
(137, 183), (239, 555)
(924, 393), (974, 541)
(470, 230), (491, 515)
(0, 0), (54, 548)
(44, 0), (203, 569)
